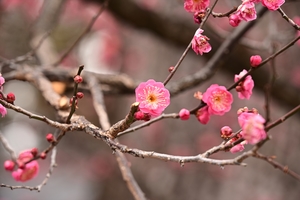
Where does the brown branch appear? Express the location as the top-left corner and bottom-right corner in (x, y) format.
(0, 131), (17, 161)
(265, 104), (300, 131)
(117, 113), (178, 137)
(254, 152), (300, 181)
(86, 74), (146, 200)
(103, 102), (139, 138)
(163, 0), (219, 86)
(0, 99), (71, 131)
(212, 7), (237, 18)
(277, 8), (300, 31)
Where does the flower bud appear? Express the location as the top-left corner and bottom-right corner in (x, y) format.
(134, 111), (145, 120)
(31, 148), (38, 157)
(46, 133), (54, 143)
(168, 66), (174, 73)
(179, 109), (190, 120)
(220, 126), (233, 139)
(6, 92), (15, 103)
(229, 14), (241, 27)
(74, 75), (83, 84)
(76, 92), (84, 99)
(40, 152), (47, 159)
(4, 160), (15, 171)
(250, 55), (262, 67)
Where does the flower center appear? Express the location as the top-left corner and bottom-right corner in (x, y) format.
(147, 94), (157, 103)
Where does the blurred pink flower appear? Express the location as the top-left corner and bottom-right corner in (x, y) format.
(230, 143), (245, 153)
(238, 1), (257, 21)
(179, 108), (190, 120)
(0, 76), (5, 87)
(238, 112), (267, 144)
(220, 126), (232, 139)
(261, 0), (284, 10)
(229, 14), (241, 27)
(11, 150), (39, 182)
(234, 69), (254, 99)
(191, 28), (212, 55)
(0, 104), (7, 117)
(135, 79), (170, 117)
(184, 0), (210, 13)
(202, 84), (233, 115)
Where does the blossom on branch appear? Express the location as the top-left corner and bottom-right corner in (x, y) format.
(238, 1), (257, 22)
(184, 0), (210, 13)
(179, 108), (190, 120)
(191, 28), (212, 55)
(11, 150), (39, 182)
(250, 55), (262, 67)
(196, 106), (210, 124)
(202, 84), (233, 115)
(228, 0), (257, 27)
(234, 69), (254, 100)
(230, 141), (248, 153)
(261, 0), (285, 10)
(238, 112), (267, 144)
(135, 79), (170, 117)
(0, 104), (7, 117)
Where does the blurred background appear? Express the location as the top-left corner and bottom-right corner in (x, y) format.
(0, 0), (300, 199)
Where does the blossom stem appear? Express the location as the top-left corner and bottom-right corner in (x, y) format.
(163, 0), (220, 86)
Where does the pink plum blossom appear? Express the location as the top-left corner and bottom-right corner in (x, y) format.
(234, 69), (254, 99)
(135, 79), (170, 117)
(184, 0), (210, 13)
(230, 141), (247, 153)
(196, 106), (210, 124)
(179, 109), (190, 120)
(202, 84), (233, 115)
(238, 1), (257, 22)
(238, 112), (267, 144)
(11, 150), (39, 182)
(0, 104), (7, 117)
(261, 0), (285, 10)
(191, 28), (212, 55)
(0, 76), (4, 87)
(250, 55), (262, 67)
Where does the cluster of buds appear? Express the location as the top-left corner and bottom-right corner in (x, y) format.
(70, 75), (84, 108)
(3, 149), (40, 182)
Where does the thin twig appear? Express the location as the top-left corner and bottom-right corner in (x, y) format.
(163, 0), (220, 86)
(86, 74), (146, 200)
(0, 99), (71, 131)
(227, 35), (300, 91)
(52, 1), (108, 67)
(212, 7), (237, 17)
(254, 152), (300, 181)
(277, 8), (300, 31)
(117, 113), (178, 137)
(0, 131), (18, 162)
